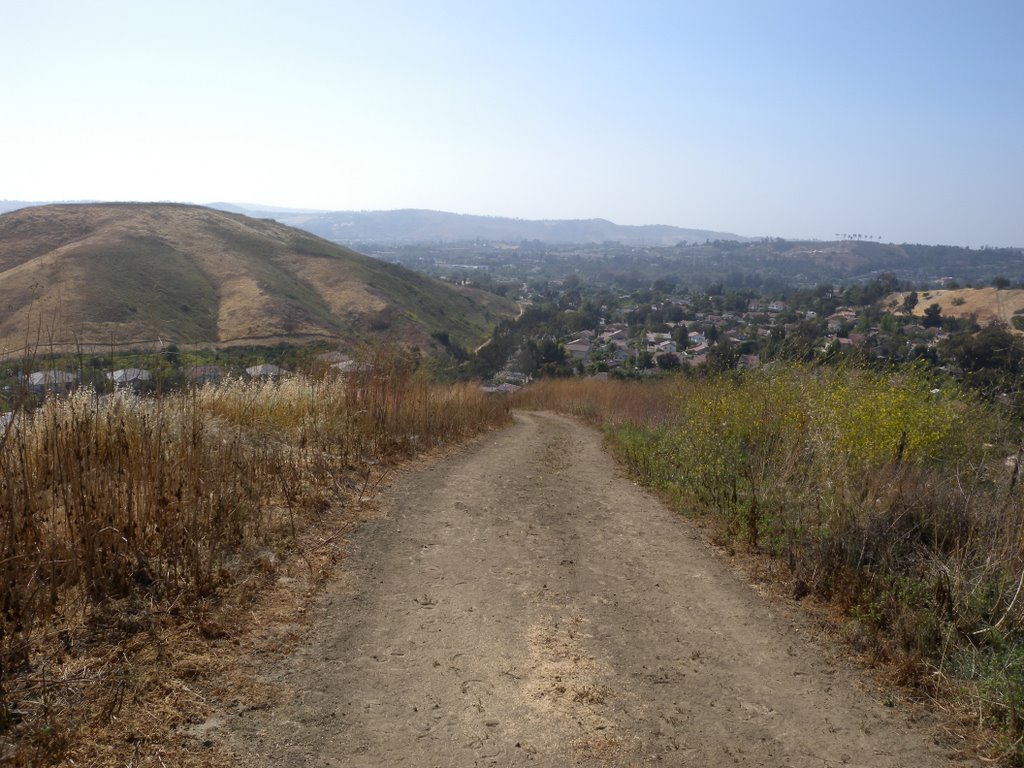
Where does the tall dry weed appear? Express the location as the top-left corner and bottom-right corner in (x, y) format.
(0, 353), (509, 760)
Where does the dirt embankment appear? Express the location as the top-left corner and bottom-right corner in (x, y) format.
(206, 411), (973, 767)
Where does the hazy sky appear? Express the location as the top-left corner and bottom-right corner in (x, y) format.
(3, 1), (1022, 245)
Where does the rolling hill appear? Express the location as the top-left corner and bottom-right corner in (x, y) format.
(0, 203), (516, 356)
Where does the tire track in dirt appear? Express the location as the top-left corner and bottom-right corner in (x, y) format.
(208, 411), (974, 767)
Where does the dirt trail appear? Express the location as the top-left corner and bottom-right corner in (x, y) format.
(211, 411), (971, 767)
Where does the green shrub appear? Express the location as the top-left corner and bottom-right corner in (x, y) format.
(518, 364), (1024, 756)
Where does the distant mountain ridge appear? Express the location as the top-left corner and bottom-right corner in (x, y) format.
(210, 205), (751, 246)
(2, 201), (749, 246)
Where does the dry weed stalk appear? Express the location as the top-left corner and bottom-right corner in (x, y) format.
(0, 350), (510, 762)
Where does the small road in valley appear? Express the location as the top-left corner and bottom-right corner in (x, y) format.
(213, 411), (971, 767)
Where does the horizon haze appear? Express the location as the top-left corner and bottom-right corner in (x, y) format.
(2, 2), (1022, 247)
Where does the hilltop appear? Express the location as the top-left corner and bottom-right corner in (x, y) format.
(0, 203), (515, 356)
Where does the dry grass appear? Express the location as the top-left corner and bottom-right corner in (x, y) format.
(0, 350), (510, 764)
(0, 203), (516, 355)
(278, 255), (389, 318)
(889, 287), (1024, 330)
(514, 377), (678, 429)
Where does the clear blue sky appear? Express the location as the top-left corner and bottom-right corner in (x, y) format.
(3, 1), (1022, 245)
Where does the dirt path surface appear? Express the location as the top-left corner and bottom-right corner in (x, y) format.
(212, 411), (971, 767)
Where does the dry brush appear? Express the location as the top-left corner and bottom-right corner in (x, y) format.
(0, 353), (509, 763)
(517, 367), (1024, 763)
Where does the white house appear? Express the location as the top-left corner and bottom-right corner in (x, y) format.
(108, 368), (152, 387)
(26, 370), (79, 394)
(564, 339), (592, 360)
(246, 363), (286, 379)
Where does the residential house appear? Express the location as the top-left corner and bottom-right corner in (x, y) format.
(644, 332), (672, 354)
(317, 351), (353, 365)
(827, 308), (858, 333)
(332, 360), (372, 375)
(688, 342), (710, 357)
(501, 372), (530, 386)
(26, 370), (79, 396)
(481, 382), (521, 394)
(564, 338), (592, 361)
(608, 345), (632, 367)
(821, 336), (855, 353)
(246, 363), (286, 379)
(185, 365), (224, 385)
(108, 368), (152, 390)
(599, 328), (628, 343)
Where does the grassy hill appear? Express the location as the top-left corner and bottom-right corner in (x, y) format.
(0, 203), (515, 356)
(890, 286), (1024, 330)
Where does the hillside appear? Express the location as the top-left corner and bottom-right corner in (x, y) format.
(212, 205), (750, 246)
(890, 286), (1024, 329)
(0, 203), (515, 356)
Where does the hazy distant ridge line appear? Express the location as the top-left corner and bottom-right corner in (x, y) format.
(211, 205), (752, 246)
(0, 201), (749, 246)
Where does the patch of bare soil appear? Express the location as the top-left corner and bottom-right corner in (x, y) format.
(202, 411), (977, 767)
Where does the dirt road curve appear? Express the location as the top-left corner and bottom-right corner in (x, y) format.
(215, 411), (970, 767)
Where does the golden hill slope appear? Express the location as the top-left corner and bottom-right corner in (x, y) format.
(889, 287), (1024, 330)
(0, 203), (515, 355)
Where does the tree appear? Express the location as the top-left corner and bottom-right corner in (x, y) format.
(537, 338), (567, 365)
(922, 303), (943, 328)
(879, 314), (899, 333)
(656, 352), (681, 370)
(993, 276), (1011, 290)
(942, 323), (1023, 374)
(652, 276), (677, 294)
(663, 304), (685, 323)
(706, 339), (739, 372)
(671, 324), (689, 347)
(902, 291), (919, 314)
